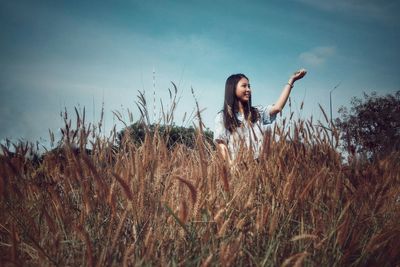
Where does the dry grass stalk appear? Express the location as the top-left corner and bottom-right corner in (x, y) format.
(112, 172), (134, 201)
(269, 210), (280, 236)
(0, 95), (399, 266)
(122, 243), (135, 267)
(175, 176), (197, 206)
(201, 253), (213, 267)
(218, 217), (231, 238)
(178, 200), (189, 224)
(290, 234), (318, 242)
(76, 226), (94, 267)
(281, 251), (310, 267)
(220, 163), (230, 193)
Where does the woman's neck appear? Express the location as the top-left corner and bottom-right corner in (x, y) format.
(237, 101), (245, 114)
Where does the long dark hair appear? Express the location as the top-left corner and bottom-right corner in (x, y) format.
(223, 74), (259, 132)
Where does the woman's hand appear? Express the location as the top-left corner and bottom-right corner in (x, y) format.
(270, 68), (308, 115)
(289, 69), (307, 84)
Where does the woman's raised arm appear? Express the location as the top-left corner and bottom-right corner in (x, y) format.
(269, 69), (307, 116)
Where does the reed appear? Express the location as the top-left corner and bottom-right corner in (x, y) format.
(0, 87), (399, 266)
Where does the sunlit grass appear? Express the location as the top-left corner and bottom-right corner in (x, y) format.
(0, 89), (399, 266)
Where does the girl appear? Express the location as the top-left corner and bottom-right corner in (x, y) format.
(214, 69), (307, 163)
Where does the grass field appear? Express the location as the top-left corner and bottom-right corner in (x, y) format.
(0, 104), (399, 266)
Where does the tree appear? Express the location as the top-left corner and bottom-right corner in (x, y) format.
(118, 122), (214, 149)
(335, 90), (400, 159)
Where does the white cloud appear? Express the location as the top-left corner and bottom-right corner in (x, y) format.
(299, 46), (336, 67)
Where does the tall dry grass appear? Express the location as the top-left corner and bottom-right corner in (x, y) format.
(0, 92), (399, 266)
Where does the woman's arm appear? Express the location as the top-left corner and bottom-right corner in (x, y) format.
(269, 69), (307, 116)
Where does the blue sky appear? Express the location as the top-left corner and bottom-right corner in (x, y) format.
(1, 0), (399, 147)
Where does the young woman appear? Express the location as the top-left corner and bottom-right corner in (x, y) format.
(214, 69), (307, 163)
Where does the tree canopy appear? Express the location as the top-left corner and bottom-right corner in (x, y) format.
(335, 91), (400, 159)
(118, 122), (214, 149)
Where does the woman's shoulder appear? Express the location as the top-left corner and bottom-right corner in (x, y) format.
(254, 105), (277, 124)
(252, 105), (264, 111)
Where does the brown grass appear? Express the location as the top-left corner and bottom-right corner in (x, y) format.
(0, 98), (399, 266)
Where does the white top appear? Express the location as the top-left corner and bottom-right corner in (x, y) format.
(213, 105), (277, 159)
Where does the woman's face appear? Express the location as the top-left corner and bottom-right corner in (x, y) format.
(235, 77), (251, 103)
